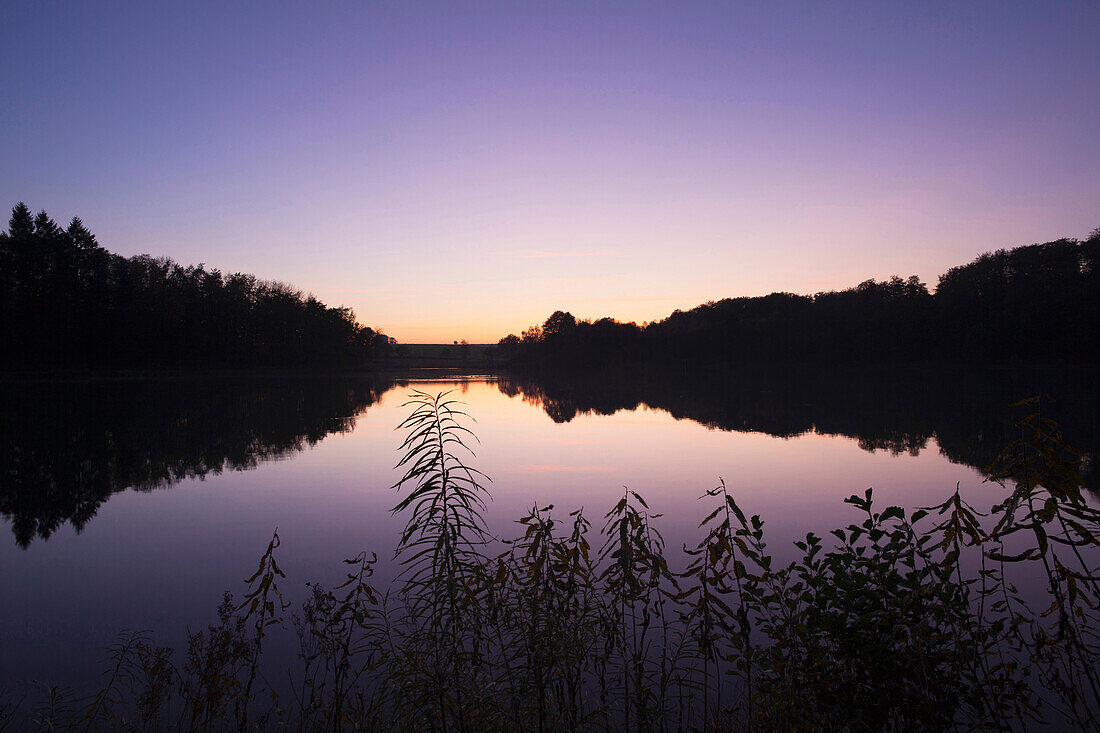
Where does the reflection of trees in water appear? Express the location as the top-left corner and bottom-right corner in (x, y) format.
(498, 365), (1100, 484)
(0, 375), (396, 547)
(6, 367), (1096, 548)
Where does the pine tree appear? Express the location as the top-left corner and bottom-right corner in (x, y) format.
(33, 210), (61, 239)
(66, 217), (98, 250)
(7, 202), (33, 239)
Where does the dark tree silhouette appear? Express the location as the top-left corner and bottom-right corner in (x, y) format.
(500, 230), (1098, 367)
(0, 203), (388, 368)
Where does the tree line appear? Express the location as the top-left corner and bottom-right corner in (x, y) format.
(499, 229), (1100, 365)
(0, 202), (392, 368)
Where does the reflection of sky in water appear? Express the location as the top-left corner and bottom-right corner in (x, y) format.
(0, 378), (1032, 692)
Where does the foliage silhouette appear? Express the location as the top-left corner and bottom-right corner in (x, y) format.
(499, 229), (1100, 366)
(0, 203), (389, 368)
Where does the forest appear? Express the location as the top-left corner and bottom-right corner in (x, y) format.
(5, 201), (1097, 370)
(0, 203), (390, 368)
(499, 229), (1100, 366)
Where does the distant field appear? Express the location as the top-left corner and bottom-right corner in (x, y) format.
(379, 343), (500, 367)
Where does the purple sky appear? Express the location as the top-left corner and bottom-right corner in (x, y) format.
(3, 1), (1098, 343)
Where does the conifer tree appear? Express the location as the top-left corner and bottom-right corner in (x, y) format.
(66, 217), (98, 250)
(32, 210), (61, 239)
(7, 202), (33, 239)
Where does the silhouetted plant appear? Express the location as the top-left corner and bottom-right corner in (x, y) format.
(237, 529), (289, 730)
(30, 684), (79, 731)
(983, 395), (1100, 729)
(0, 688), (19, 732)
(179, 592), (251, 730)
(291, 552), (384, 730)
(389, 389), (495, 731)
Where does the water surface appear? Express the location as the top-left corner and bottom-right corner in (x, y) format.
(1, 367), (1096, 693)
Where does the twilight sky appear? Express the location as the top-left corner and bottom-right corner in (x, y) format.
(2, 1), (1098, 343)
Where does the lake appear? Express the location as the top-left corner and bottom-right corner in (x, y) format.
(2, 365), (1098, 697)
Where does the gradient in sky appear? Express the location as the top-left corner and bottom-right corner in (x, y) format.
(2, 1), (1097, 343)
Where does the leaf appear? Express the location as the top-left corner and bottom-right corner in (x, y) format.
(985, 549), (1037, 563)
(699, 505), (723, 528)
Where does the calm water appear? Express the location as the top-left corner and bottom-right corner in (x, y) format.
(1, 367), (1097, 693)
